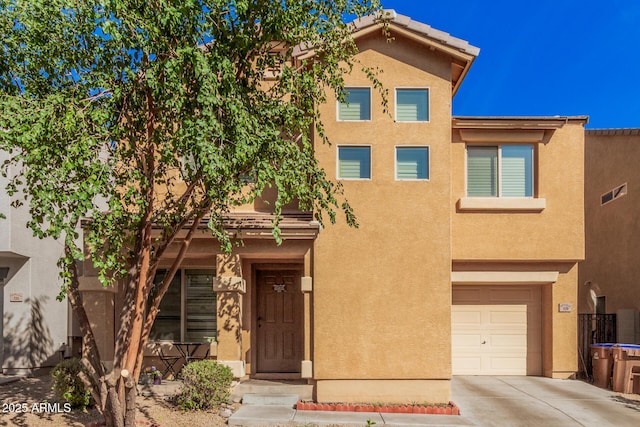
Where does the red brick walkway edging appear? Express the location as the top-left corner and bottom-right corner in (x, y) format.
(86, 420), (160, 427)
(296, 401), (460, 415)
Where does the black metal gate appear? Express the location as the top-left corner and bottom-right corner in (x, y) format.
(578, 314), (616, 379)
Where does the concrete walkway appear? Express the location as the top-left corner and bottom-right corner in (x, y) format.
(230, 405), (474, 426)
(229, 376), (640, 426)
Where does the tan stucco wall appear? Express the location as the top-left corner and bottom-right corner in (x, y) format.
(450, 120), (584, 380)
(80, 283), (116, 366)
(549, 263), (578, 378)
(312, 32), (454, 386)
(316, 380), (451, 404)
(451, 122), (585, 261)
(579, 130), (640, 318)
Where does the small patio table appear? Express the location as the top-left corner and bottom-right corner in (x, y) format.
(172, 342), (210, 365)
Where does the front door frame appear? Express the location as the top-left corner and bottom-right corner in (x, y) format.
(251, 262), (304, 378)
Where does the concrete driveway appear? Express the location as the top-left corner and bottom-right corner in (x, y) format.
(453, 376), (640, 427)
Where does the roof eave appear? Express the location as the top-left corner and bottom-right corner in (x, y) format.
(453, 116), (590, 130)
(295, 10), (480, 95)
(452, 58), (476, 97)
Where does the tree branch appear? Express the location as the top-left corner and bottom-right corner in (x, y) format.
(123, 82), (158, 375)
(64, 244), (106, 398)
(151, 172), (204, 259)
(134, 204), (209, 378)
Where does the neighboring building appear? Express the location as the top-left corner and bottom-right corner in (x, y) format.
(579, 129), (640, 344)
(79, 10), (585, 403)
(0, 152), (72, 375)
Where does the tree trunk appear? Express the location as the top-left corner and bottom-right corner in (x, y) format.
(125, 223), (153, 375)
(104, 382), (124, 427)
(135, 208), (208, 378)
(64, 246), (105, 382)
(123, 370), (137, 427)
(64, 244), (128, 427)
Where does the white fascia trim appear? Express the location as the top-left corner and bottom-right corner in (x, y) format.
(451, 271), (559, 284)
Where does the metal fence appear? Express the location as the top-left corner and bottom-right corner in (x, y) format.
(577, 314), (616, 380)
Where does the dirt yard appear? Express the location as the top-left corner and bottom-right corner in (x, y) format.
(0, 375), (232, 427)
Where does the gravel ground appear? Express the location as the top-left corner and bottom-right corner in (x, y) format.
(0, 375), (233, 427)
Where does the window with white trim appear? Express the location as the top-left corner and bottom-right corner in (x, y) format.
(150, 269), (217, 342)
(395, 88), (429, 122)
(396, 147), (429, 180)
(467, 145), (534, 197)
(337, 88), (371, 121)
(337, 146), (371, 179)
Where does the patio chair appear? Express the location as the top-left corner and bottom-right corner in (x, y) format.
(157, 346), (181, 378)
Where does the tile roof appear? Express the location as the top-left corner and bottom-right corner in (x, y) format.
(351, 9), (480, 57)
(586, 128), (640, 136)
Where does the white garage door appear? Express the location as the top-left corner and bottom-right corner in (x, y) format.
(452, 285), (542, 376)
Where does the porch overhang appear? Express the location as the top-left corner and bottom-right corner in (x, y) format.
(222, 212), (321, 241)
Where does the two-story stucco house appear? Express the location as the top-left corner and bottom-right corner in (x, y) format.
(77, 11), (586, 403)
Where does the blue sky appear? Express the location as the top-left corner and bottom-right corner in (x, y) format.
(380, 0), (640, 129)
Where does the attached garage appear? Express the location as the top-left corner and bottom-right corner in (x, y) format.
(452, 285), (542, 376)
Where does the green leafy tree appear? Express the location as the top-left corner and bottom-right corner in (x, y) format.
(0, 1), (386, 426)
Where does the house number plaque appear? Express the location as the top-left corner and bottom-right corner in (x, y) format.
(558, 303), (572, 313)
(273, 283), (286, 293)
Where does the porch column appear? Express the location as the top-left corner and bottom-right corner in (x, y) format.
(301, 248), (313, 379)
(214, 254), (246, 378)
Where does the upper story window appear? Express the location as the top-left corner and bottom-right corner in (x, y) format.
(467, 145), (533, 197)
(337, 88), (371, 121)
(262, 51), (285, 79)
(337, 146), (371, 180)
(396, 146), (429, 180)
(395, 88), (429, 122)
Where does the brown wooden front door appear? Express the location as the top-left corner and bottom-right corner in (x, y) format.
(256, 269), (303, 373)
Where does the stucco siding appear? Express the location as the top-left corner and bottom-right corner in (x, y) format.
(313, 32), (453, 382)
(1, 154), (70, 374)
(451, 121), (585, 261)
(580, 130), (640, 317)
(550, 263), (578, 377)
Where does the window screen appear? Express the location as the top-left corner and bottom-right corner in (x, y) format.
(185, 270), (217, 342)
(396, 89), (429, 122)
(338, 88), (371, 121)
(467, 145), (533, 197)
(501, 145), (533, 197)
(467, 146), (498, 197)
(338, 146), (371, 179)
(396, 147), (429, 180)
(150, 272), (181, 341)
